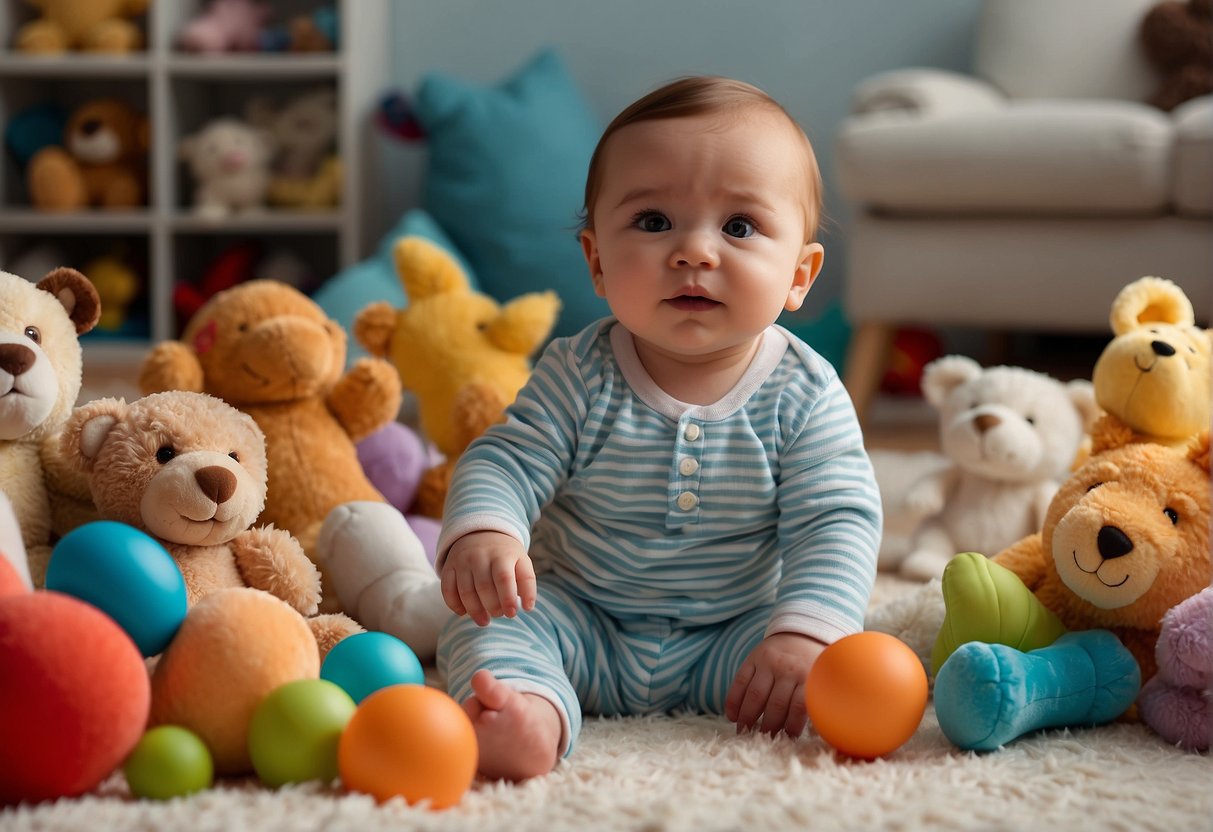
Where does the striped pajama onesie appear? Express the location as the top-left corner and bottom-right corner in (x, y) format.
(436, 319), (882, 755)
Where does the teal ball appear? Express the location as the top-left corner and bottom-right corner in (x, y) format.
(46, 521), (187, 657)
(321, 631), (424, 703)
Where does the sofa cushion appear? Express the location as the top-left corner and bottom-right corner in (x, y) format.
(1172, 96), (1213, 217)
(836, 100), (1173, 214)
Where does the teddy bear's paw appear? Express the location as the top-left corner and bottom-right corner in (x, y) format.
(330, 358), (403, 442)
(83, 19), (143, 53)
(308, 613), (365, 662)
(28, 147), (86, 210)
(15, 21), (69, 53)
(1138, 676), (1210, 751)
(904, 484), (946, 517)
(231, 525), (322, 616)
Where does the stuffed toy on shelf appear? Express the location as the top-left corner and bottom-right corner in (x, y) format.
(13, 0), (150, 53)
(177, 0), (270, 54)
(930, 415), (1210, 751)
(354, 236), (561, 518)
(896, 355), (1098, 581)
(179, 117), (273, 219)
(1091, 276), (1211, 449)
(26, 98), (148, 212)
(138, 280), (407, 617)
(0, 268), (100, 587)
(247, 87), (341, 209)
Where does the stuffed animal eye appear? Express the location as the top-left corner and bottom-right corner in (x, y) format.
(228, 451), (239, 462)
(23, 326), (40, 344)
(1085, 482), (1103, 492)
(155, 446), (176, 464)
(476, 322), (488, 332)
(1025, 416), (1035, 425)
(237, 323), (249, 332)
(1163, 507), (1179, 525)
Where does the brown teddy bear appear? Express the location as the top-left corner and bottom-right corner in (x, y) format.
(1140, 0), (1213, 111)
(0, 267), (99, 586)
(138, 280), (402, 613)
(14, 0), (150, 53)
(27, 99), (148, 212)
(930, 415), (1210, 749)
(59, 389), (362, 656)
(354, 237), (560, 517)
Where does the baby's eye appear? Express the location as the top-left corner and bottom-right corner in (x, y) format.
(722, 216), (756, 238)
(632, 211), (670, 233)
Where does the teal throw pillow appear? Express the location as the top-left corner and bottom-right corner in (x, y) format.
(413, 48), (608, 337)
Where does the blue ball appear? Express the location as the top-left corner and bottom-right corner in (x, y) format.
(320, 631), (424, 703)
(46, 521), (188, 657)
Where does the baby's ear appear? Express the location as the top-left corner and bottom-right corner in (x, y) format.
(60, 398), (128, 473)
(920, 355), (981, 409)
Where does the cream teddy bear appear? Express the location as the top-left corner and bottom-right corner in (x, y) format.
(179, 117), (273, 219)
(60, 390), (361, 657)
(897, 355), (1098, 581)
(0, 268), (99, 586)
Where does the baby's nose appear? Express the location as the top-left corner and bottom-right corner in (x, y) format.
(670, 231), (718, 268)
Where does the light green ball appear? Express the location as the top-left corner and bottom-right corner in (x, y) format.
(123, 725), (214, 800)
(248, 679), (357, 787)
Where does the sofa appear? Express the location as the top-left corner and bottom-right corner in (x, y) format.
(834, 0), (1212, 421)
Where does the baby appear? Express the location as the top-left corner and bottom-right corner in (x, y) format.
(319, 75), (881, 783)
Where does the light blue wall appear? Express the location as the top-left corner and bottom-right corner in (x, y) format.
(381, 0), (984, 316)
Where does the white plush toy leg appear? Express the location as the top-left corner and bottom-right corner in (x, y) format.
(316, 500), (452, 662)
(0, 491), (33, 590)
(900, 521), (957, 582)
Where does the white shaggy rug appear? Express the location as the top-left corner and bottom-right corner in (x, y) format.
(4, 452), (1210, 831)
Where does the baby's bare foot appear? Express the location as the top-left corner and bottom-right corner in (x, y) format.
(462, 669), (562, 781)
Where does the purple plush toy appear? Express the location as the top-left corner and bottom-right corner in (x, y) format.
(1138, 587), (1212, 751)
(355, 421), (442, 566)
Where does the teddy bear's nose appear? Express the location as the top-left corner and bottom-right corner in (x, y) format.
(974, 413), (1001, 433)
(1096, 525), (1134, 560)
(195, 466), (237, 504)
(0, 343), (35, 376)
(1151, 340), (1176, 357)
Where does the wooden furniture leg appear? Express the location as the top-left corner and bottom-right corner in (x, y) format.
(843, 321), (895, 425)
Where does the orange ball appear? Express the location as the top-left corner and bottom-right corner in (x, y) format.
(804, 631), (928, 759)
(338, 684), (477, 809)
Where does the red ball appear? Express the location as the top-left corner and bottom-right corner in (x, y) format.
(0, 591), (151, 805)
(0, 555), (29, 599)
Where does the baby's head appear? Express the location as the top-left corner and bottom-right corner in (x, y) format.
(579, 76), (825, 359)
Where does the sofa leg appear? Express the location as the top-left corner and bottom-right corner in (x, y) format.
(843, 321), (894, 425)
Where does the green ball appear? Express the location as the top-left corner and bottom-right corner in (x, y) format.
(248, 679), (357, 787)
(123, 725), (214, 800)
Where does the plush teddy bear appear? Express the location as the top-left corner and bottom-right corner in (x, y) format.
(1140, 0), (1213, 111)
(1138, 587), (1212, 751)
(1092, 276), (1211, 448)
(59, 390), (362, 656)
(179, 117), (273, 219)
(0, 268), (100, 587)
(247, 88), (341, 209)
(354, 236), (561, 517)
(14, 0), (149, 53)
(177, 0), (269, 54)
(138, 280), (404, 614)
(930, 416), (1211, 750)
(897, 355), (1098, 582)
(26, 98), (148, 212)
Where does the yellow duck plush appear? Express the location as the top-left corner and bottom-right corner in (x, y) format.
(354, 237), (561, 517)
(1092, 276), (1211, 447)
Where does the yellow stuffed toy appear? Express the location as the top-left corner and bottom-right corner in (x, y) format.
(354, 237), (561, 517)
(14, 0), (150, 53)
(1092, 276), (1211, 447)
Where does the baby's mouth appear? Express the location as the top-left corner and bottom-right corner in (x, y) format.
(666, 295), (721, 312)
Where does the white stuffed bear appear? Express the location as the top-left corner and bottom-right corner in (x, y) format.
(897, 355), (1098, 581)
(179, 117), (272, 219)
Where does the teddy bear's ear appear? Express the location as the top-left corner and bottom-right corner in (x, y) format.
(36, 268), (101, 335)
(1089, 412), (1141, 455)
(353, 302), (396, 358)
(487, 291), (562, 356)
(1108, 276), (1194, 337)
(392, 237), (468, 300)
(60, 398), (128, 473)
(139, 340), (204, 395)
(920, 355), (982, 409)
(1187, 431), (1210, 475)
(1065, 379), (1102, 432)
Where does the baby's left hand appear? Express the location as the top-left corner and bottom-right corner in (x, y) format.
(726, 632), (826, 737)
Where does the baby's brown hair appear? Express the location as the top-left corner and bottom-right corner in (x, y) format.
(580, 76), (823, 240)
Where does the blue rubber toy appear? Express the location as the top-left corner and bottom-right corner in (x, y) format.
(934, 629), (1141, 751)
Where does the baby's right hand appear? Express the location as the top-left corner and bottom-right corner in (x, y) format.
(440, 531), (537, 627)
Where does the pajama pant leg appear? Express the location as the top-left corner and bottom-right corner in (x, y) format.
(683, 605), (773, 714)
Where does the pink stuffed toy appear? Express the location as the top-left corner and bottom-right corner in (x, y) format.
(178, 0), (269, 53)
(1139, 587), (1212, 751)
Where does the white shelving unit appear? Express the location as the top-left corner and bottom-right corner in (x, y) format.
(0, 0), (389, 369)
